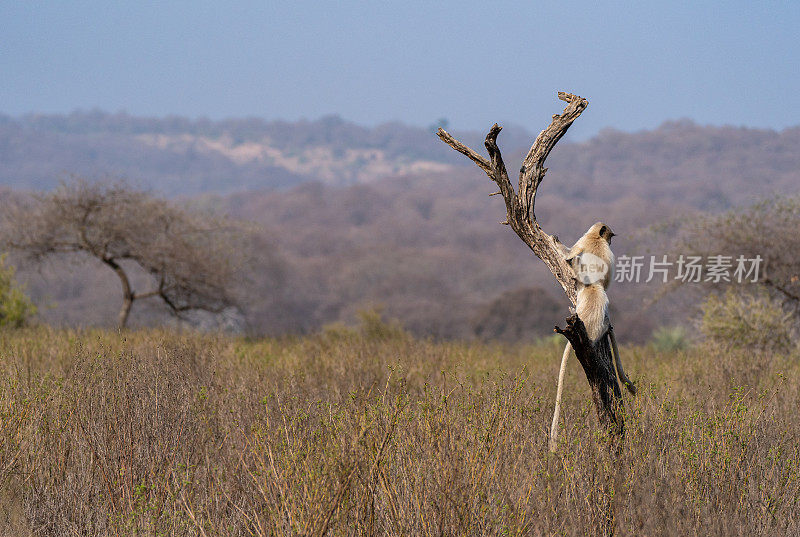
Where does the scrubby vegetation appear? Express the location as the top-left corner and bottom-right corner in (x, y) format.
(5, 114), (800, 343)
(0, 324), (797, 535)
(700, 290), (794, 353)
(0, 254), (36, 328)
(649, 325), (689, 353)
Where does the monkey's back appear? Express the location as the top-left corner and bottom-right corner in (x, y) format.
(576, 283), (609, 342)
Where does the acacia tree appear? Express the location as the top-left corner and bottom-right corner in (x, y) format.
(1, 180), (244, 328)
(438, 92), (626, 434)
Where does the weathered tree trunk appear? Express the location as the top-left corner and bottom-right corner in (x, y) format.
(104, 258), (135, 329)
(437, 92), (624, 434)
(118, 294), (133, 329)
(556, 315), (623, 434)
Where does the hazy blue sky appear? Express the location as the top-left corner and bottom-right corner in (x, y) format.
(2, 1), (799, 138)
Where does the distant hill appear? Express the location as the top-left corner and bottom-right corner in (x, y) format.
(0, 111), (536, 194)
(2, 110), (799, 209)
(3, 111), (800, 341)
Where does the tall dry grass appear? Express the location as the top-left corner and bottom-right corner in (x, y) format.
(0, 324), (797, 535)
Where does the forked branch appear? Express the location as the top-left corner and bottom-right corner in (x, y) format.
(519, 92), (588, 222)
(438, 92), (626, 436)
(437, 92), (588, 304)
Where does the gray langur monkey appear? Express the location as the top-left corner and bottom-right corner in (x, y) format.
(548, 222), (635, 452)
(576, 283), (610, 341)
(567, 222), (615, 290)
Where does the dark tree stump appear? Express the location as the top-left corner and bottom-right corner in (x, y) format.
(556, 315), (624, 435)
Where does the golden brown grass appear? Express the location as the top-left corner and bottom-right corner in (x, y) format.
(0, 324), (798, 536)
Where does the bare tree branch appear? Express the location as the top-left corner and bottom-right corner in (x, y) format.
(435, 129), (492, 175)
(437, 92), (588, 304)
(519, 92), (589, 222)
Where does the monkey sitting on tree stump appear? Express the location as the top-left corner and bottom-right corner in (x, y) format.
(437, 92), (635, 444)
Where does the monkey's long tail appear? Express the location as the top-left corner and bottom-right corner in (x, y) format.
(609, 327), (636, 395)
(549, 342), (571, 452)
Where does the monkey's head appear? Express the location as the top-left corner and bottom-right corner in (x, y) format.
(589, 222), (615, 243)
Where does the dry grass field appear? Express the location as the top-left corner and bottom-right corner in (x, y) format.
(0, 318), (798, 535)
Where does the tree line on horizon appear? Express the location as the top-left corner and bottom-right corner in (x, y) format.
(2, 173), (799, 348)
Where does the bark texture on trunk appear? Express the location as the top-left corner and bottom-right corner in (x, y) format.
(556, 315), (624, 434)
(104, 257), (135, 329)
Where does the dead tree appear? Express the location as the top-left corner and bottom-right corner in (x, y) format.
(437, 92), (623, 434)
